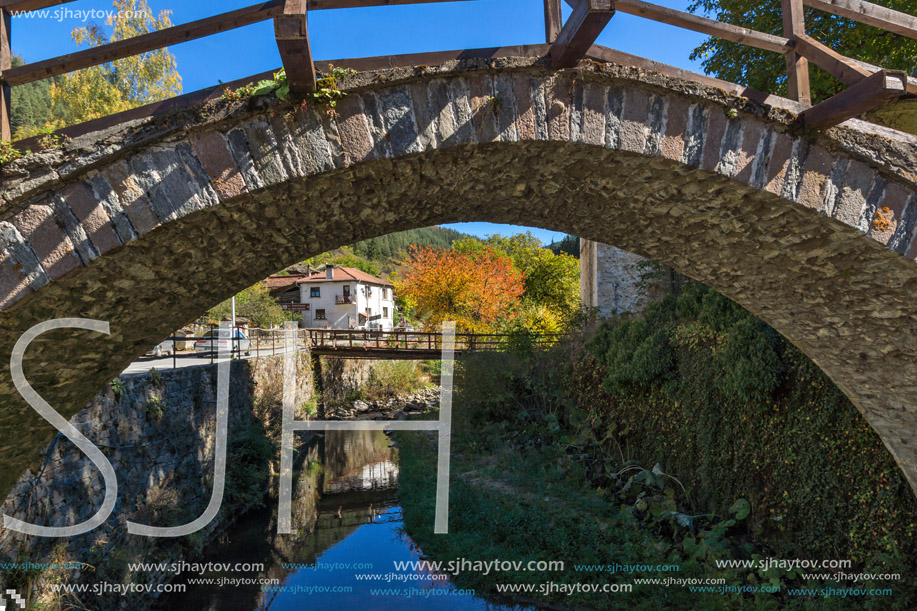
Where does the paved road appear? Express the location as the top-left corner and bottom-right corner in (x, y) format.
(121, 344), (302, 376)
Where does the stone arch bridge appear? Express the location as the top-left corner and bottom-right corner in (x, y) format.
(2, 56), (917, 501)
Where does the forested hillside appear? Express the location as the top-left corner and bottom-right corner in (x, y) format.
(9, 56), (63, 139)
(351, 227), (468, 262)
(299, 226), (473, 278)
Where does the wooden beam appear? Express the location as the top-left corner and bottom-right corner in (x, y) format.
(791, 32), (871, 85)
(804, 0), (917, 40)
(309, 0), (474, 7)
(0, 0), (472, 13)
(544, 0), (562, 43)
(0, 0), (74, 12)
(853, 58), (917, 94)
(1, 0), (476, 86)
(551, 0), (615, 69)
(798, 69), (907, 130)
(275, 0), (315, 94)
(781, 0), (812, 105)
(614, 0), (792, 54)
(1, 8), (10, 141)
(2, 1), (286, 86)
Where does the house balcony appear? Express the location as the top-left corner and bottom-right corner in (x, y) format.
(336, 295), (353, 304)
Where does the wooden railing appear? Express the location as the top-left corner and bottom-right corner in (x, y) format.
(1, 0), (914, 142)
(307, 328), (564, 353)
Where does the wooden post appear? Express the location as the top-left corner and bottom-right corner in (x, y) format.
(781, 0), (812, 105)
(550, 0), (615, 69)
(1, 8), (11, 141)
(544, 0), (562, 42)
(311, 354), (325, 419)
(274, 0), (316, 94)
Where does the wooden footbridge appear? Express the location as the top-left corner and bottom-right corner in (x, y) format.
(307, 329), (561, 359)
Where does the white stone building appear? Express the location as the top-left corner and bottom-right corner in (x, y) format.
(580, 240), (681, 316)
(297, 266), (396, 330)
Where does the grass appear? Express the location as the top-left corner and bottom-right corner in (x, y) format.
(360, 360), (429, 401)
(394, 403), (906, 610)
(394, 427), (738, 610)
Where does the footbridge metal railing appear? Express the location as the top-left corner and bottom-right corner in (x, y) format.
(307, 328), (564, 357)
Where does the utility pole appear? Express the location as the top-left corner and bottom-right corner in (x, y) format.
(231, 296), (237, 356)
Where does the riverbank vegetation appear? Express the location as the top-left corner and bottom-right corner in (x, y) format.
(396, 281), (917, 609)
(355, 360), (434, 402)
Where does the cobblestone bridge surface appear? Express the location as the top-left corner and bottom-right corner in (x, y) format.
(2, 57), (917, 500)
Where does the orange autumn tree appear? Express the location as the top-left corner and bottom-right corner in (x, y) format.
(397, 245), (525, 332)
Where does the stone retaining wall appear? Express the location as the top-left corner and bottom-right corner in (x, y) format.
(0, 353), (311, 610)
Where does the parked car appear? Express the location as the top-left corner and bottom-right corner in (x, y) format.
(149, 339), (174, 358)
(194, 329), (251, 356)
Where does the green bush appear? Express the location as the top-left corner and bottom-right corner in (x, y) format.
(361, 361), (426, 401)
(224, 423), (272, 509)
(581, 283), (917, 586)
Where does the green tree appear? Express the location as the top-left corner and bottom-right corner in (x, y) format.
(351, 227), (470, 263)
(688, 0), (917, 103)
(48, 0), (181, 128)
(303, 246), (382, 276)
(10, 56), (64, 139)
(549, 234), (580, 258)
(207, 282), (286, 329)
(454, 232), (581, 321)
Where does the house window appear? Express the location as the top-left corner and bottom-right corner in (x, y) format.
(383, 307), (388, 318)
(315, 309), (326, 320)
(343, 285), (350, 298)
(310, 287), (320, 298)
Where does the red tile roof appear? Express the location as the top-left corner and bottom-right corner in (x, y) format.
(295, 267), (393, 287)
(264, 274), (310, 291)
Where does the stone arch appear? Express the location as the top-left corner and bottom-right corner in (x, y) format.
(2, 58), (917, 500)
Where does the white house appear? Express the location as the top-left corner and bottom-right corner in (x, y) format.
(297, 266), (396, 330)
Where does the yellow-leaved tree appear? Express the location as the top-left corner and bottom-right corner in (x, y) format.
(44, 0), (181, 132)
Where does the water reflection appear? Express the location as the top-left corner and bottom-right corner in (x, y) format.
(158, 430), (521, 611)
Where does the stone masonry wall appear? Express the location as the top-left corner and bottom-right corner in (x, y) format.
(0, 353), (311, 609)
(321, 358), (375, 408)
(580, 239), (677, 316)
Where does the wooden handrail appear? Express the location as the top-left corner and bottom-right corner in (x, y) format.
(2, 1), (284, 86)
(1, 0), (476, 86)
(615, 0), (792, 55)
(0, 0), (74, 11)
(804, 0), (917, 40)
(0, 0), (913, 145)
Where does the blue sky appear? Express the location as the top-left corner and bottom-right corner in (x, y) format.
(9, 0), (709, 245)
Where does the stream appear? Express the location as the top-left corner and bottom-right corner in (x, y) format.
(157, 428), (526, 610)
